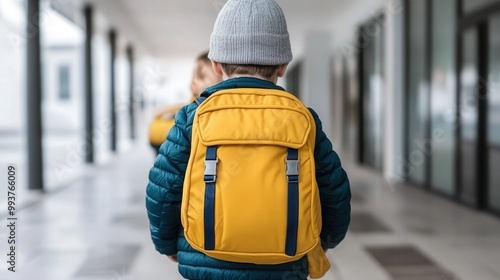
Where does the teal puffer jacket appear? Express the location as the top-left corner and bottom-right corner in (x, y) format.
(146, 77), (351, 280)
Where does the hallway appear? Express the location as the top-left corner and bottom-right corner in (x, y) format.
(2, 0), (500, 279)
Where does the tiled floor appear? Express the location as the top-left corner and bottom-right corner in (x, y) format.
(1, 141), (500, 280)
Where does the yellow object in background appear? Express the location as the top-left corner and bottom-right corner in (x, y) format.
(149, 117), (176, 147)
(149, 104), (184, 148)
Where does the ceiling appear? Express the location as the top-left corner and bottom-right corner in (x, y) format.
(58, 0), (384, 59)
(113, 0), (360, 58)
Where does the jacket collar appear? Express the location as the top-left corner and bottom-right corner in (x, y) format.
(201, 77), (286, 97)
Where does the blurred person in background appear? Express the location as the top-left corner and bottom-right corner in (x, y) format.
(148, 52), (221, 154)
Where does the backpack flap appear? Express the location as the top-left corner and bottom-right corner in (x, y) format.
(195, 99), (311, 149)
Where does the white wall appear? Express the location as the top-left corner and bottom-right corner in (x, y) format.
(42, 48), (84, 133)
(301, 31), (334, 139)
(0, 17), (25, 131)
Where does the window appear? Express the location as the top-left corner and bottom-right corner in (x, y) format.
(430, 0), (457, 195)
(58, 64), (70, 100)
(406, 0), (429, 185)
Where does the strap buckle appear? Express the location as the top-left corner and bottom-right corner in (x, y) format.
(204, 158), (219, 183)
(286, 159), (299, 183)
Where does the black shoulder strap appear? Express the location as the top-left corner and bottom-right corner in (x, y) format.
(194, 97), (207, 106)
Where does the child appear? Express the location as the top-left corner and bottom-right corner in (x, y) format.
(148, 52), (221, 154)
(145, 0), (351, 279)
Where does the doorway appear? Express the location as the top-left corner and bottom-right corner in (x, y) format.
(457, 6), (500, 212)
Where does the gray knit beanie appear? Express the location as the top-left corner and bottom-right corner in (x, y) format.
(208, 0), (293, 65)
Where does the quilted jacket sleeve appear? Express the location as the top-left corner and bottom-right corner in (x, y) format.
(146, 104), (195, 255)
(309, 108), (351, 249)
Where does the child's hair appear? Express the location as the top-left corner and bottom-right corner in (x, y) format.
(197, 51), (211, 64)
(220, 64), (280, 79)
(194, 51), (214, 80)
(200, 48), (280, 78)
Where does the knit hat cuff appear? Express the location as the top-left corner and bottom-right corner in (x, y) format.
(209, 33), (293, 65)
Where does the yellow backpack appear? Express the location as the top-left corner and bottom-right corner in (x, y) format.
(149, 104), (185, 147)
(181, 88), (330, 278)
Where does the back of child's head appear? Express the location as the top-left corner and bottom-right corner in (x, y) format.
(208, 0), (293, 78)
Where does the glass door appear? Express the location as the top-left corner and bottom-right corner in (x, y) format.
(458, 28), (479, 206)
(406, 0), (429, 185)
(488, 15), (500, 212)
(430, 0), (457, 195)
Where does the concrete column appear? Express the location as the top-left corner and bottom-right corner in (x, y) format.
(26, 0), (43, 190)
(84, 6), (94, 163)
(109, 30), (117, 152)
(126, 45), (135, 140)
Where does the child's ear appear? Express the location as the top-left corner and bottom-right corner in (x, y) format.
(277, 63), (289, 78)
(211, 61), (224, 77)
